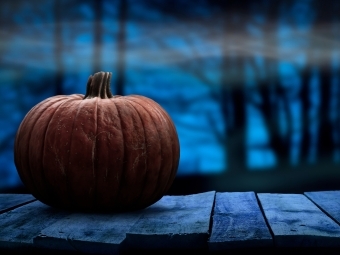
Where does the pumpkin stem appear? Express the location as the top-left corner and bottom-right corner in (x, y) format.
(84, 72), (113, 99)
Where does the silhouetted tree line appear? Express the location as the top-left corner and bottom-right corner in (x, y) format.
(1, 0), (339, 180)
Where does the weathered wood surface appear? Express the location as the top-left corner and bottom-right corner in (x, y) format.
(258, 193), (340, 247)
(2, 191), (340, 253)
(208, 192), (273, 250)
(34, 211), (143, 254)
(33, 192), (215, 253)
(304, 191), (340, 225)
(125, 191), (216, 250)
(0, 201), (70, 249)
(0, 194), (36, 214)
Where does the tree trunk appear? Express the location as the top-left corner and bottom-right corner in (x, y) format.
(54, 0), (63, 96)
(93, 0), (103, 73)
(115, 0), (127, 96)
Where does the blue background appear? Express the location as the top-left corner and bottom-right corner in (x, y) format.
(1, 0), (340, 193)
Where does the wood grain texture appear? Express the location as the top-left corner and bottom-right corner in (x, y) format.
(258, 193), (340, 247)
(208, 192), (273, 250)
(304, 191), (340, 225)
(125, 191), (216, 250)
(33, 211), (143, 254)
(0, 194), (36, 214)
(0, 201), (69, 249)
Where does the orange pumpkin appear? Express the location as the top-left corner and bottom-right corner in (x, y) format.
(14, 72), (180, 211)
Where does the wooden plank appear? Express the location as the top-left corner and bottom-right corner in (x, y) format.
(0, 200), (70, 249)
(125, 191), (216, 251)
(257, 193), (340, 247)
(33, 211), (144, 255)
(0, 194), (36, 214)
(305, 191), (340, 225)
(208, 192), (273, 251)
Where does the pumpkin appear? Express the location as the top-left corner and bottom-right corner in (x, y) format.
(14, 72), (180, 211)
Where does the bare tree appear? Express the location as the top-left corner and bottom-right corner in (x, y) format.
(115, 0), (127, 96)
(93, 0), (103, 74)
(54, 0), (63, 96)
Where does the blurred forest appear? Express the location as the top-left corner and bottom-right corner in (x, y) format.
(0, 0), (340, 193)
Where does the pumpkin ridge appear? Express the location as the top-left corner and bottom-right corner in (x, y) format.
(112, 100), (127, 210)
(106, 99), (125, 208)
(15, 97), (66, 202)
(14, 98), (55, 194)
(92, 97), (99, 209)
(125, 98), (166, 205)
(132, 96), (178, 196)
(154, 105), (180, 193)
(124, 99), (149, 207)
(64, 98), (87, 209)
(14, 96), (65, 168)
(114, 99), (146, 208)
(67, 98), (102, 209)
(29, 97), (71, 203)
(150, 104), (174, 197)
(41, 97), (80, 207)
